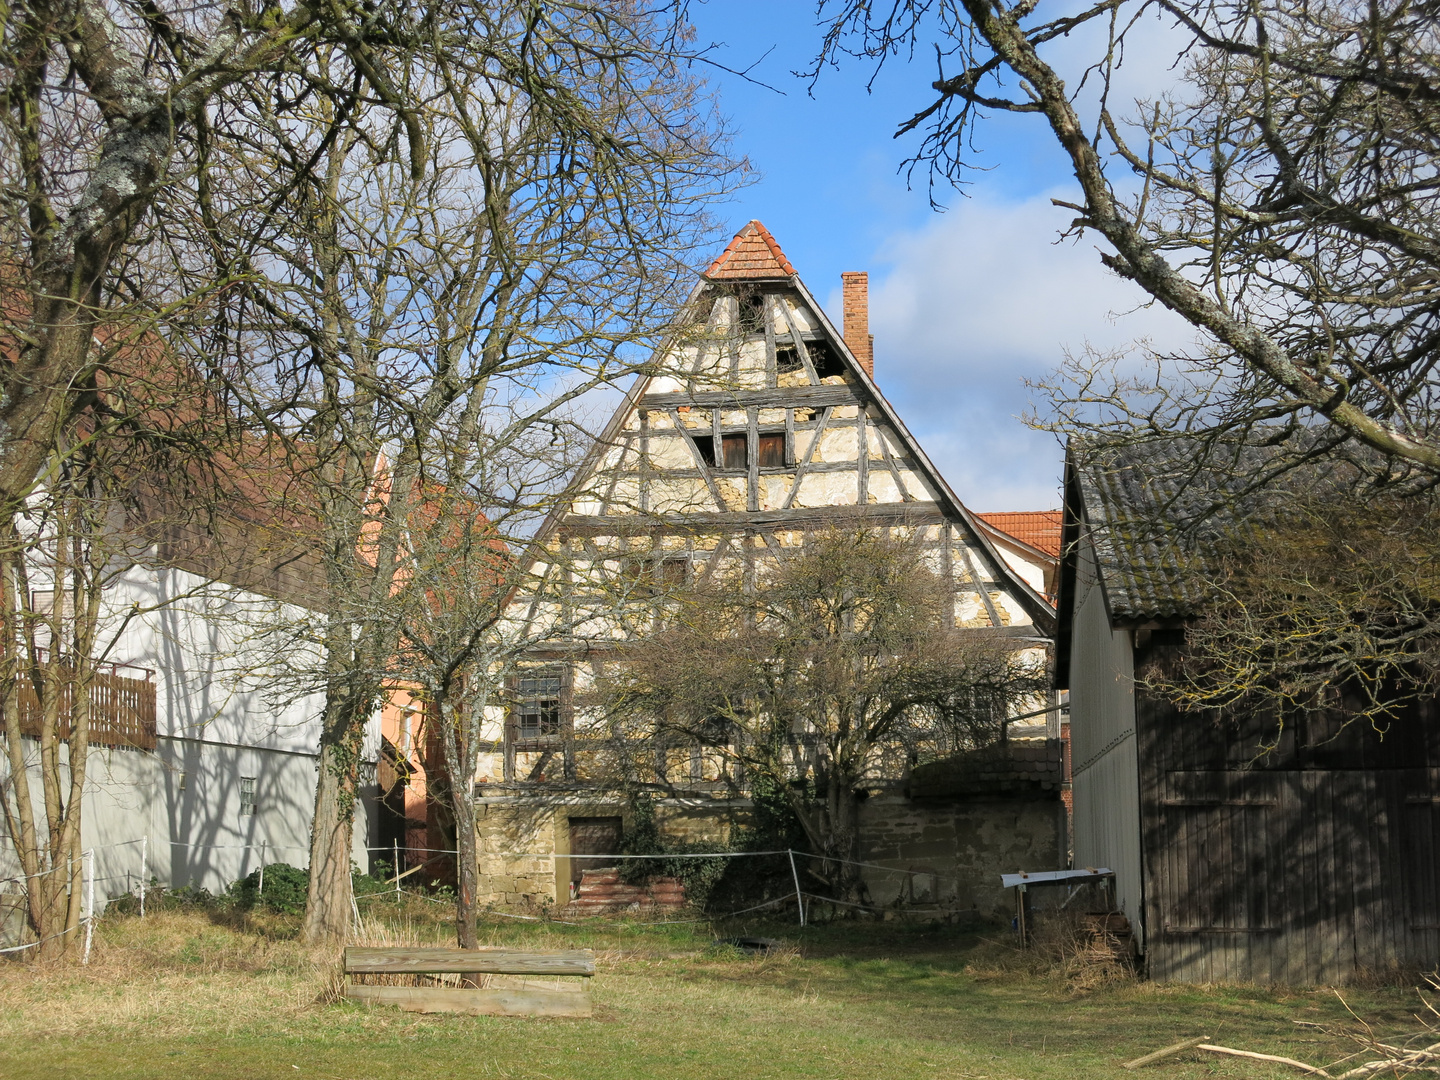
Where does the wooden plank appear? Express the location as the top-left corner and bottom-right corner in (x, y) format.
(560, 503), (946, 535)
(782, 405), (835, 510)
(1299, 770), (1322, 983)
(1281, 769), (1307, 986)
(344, 984), (593, 1018)
(344, 947), (595, 976)
(667, 408), (728, 511)
(857, 407), (869, 504)
(763, 294), (778, 388)
(874, 420), (915, 502)
(957, 545), (1005, 628)
(641, 386), (861, 410)
(776, 295), (822, 385)
(747, 407), (760, 513)
(1122, 1036), (1210, 1070)
(1316, 771), (1344, 984)
(638, 410), (650, 515)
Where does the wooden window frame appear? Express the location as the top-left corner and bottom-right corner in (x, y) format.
(505, 665), (574, 782)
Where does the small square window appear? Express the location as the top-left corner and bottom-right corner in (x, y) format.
(239, 776), (257, 816)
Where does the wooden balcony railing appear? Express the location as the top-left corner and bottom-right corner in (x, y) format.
(15, 665), (157, 751)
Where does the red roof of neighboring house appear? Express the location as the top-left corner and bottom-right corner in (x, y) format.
(704, 220), (796, 280)
(976, 511), (1063, 559)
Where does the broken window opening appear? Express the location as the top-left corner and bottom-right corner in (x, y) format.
(757, 432), (785, 468)
(806, 340), (845, 380)
(659, 556), (689, 586)
(737, 290), (766, 336)
(776, 345), (802, 373)
(694, 433), (717, 469)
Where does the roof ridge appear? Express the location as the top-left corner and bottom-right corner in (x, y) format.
(704, 220), (796, 280)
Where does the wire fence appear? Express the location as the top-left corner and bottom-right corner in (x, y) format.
(1, 834), (954, 949)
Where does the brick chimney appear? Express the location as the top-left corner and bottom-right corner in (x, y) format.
(841, 271), (874, 377)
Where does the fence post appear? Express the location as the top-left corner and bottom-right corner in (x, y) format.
(82, 849), (95, 965)
(787, 849), (805, 927)
(393, 840), (400, 897)
(349, 871), (361, 936)
(139, 835), (147, 918)
(258, 842), (267, 899)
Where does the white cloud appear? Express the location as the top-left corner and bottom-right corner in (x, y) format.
(837, 187), (1195, 511)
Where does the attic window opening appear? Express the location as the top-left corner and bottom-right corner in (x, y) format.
(806, 340), (844, 380)
(776, 345), (802, 374)
(737, 291), (765, 336)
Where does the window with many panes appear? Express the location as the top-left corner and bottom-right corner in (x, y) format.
(515, 673), (564, 740)
(239, 776), (257, 816)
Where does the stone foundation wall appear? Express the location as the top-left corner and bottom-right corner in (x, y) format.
(472, 796), (747, 909)
(856, 794), (1064, 919)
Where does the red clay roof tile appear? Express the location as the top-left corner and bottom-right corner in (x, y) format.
(704, 220), (796, 280)
(976, 510), (1063, 559)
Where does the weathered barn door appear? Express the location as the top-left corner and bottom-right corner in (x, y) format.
(568, 817), (623, 894)
(1153, 770), (1281, 982)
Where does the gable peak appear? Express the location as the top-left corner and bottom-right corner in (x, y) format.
(704, 220), (796, 281)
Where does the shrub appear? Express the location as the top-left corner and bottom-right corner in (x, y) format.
(230, 863), (309, 915)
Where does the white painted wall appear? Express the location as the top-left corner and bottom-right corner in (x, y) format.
(1067, 534), (1144, 948)
(1, 559), (379, 909)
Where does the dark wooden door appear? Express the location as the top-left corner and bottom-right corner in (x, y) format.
(568, 816), (623, 891)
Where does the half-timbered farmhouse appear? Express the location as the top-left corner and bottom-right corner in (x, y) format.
(462, 221), (1065, 916)
(1058, 436), (1440, 983)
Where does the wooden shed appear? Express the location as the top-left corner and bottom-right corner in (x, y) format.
(1056, 436), (1440, 983)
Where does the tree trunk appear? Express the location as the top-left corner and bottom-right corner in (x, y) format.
(826, 775), (865, 906)
(301, 704), (362, 944)
(438, 696), (480, 950)
(452, 784), (479, 950)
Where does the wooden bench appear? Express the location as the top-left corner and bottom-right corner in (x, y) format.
(342, 946), (595, 1017)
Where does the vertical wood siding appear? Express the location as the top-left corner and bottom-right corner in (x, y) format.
(1068, 536), (1144, 947)
(1136, 644), (1440, 983)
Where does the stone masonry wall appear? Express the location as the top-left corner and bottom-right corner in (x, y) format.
(856, 794), (1063, 920)
(473, 796), (746, 909)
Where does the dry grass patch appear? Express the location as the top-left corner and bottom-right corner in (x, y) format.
(0, 903), (1429, 1080)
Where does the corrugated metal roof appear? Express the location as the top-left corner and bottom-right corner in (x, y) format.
(977, 511), (1062, 558)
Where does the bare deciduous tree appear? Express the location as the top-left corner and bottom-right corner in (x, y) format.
(814, 0), (1440, 482)
(191, 6), (740, 941)
(598, 529), (1046, 903)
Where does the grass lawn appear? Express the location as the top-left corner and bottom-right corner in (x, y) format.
(0, 899), (1427, 1080)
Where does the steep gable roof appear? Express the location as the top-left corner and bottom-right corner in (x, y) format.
(533, 221), (1056, 634)
(703, 220), (796, 280)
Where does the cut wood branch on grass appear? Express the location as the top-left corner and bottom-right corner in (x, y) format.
(1336, 1040), (1440, 1079)
(1197, 1044), (1332, 1076)
(1122, 1036), (1211, 1069)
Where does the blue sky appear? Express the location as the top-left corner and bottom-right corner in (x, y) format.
(686, 1), (1193, 510)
